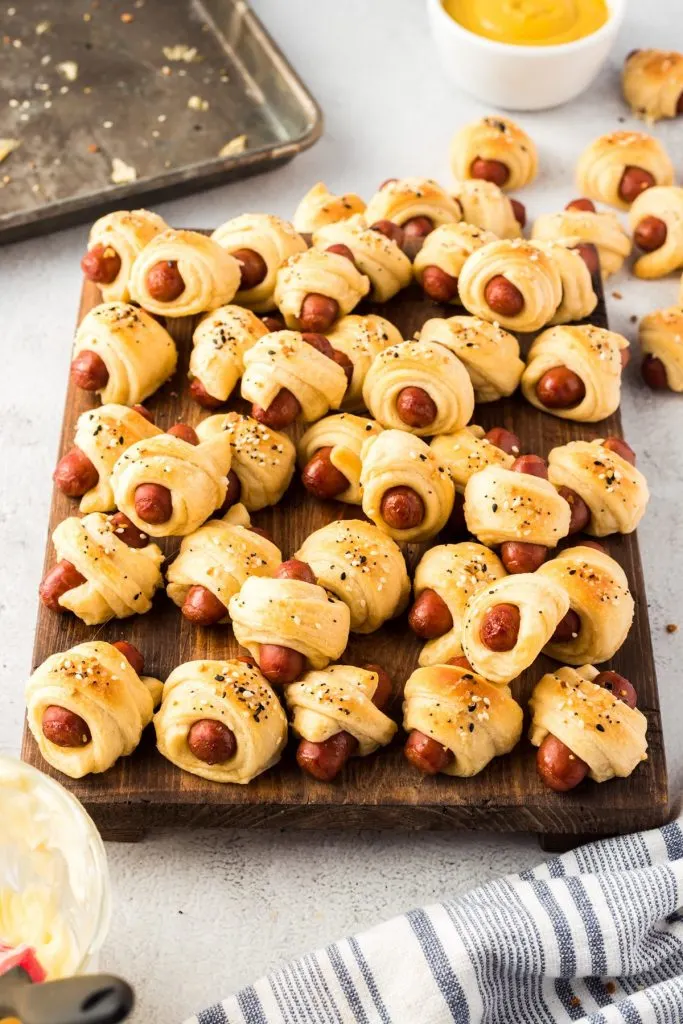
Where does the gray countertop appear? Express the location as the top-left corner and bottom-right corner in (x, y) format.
(2, 1), (682, 1020)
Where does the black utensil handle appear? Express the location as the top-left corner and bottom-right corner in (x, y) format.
(11, 974), (134, 1024)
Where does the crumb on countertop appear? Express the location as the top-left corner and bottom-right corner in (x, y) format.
(666, 623), (678, 633)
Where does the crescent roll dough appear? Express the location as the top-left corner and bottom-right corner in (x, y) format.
(413, 223), (498, 303)
(297, 414), (382, 505)
(461, 573), (569, 685)
(155, 659), (287, 784)
(129, 229), (241, 316)
(166, 505), (281, 623)
(548, 439), (650, 537)
(324, 314), (402, 411)
(274, 249), (370, 328)
(413, 543), (507, 666)
(189, 304), (268, 405)
(211, 213), (307, 311)
(313, 215), (412, 301)
(362, 339), (474, 437)
(419, 315), (523, 403)
(241, 330), (348, 424)
(629, 186), (683, 278)
(85, 209), (167, 302)
(111, 429), (232, 537)
(293, 182), (366, 233)
(538, 545), (634, 665)
(430, 426), (516, 493)
(458, 239), (562, 332)
(196, 412), (295, 511)
(622, 49), (683, 123)
(364, 177), (461, 229)
(228, 576), (350, 671)
(295, 519), (409, 633)
(285, 665), (397, 756)
(360, 430), (455, 542)
(531, 209), (631, 278)
(450, 116), (538, 191)
(72, 302), (177, 406)
(49, 513), (163, 625)
(576, 131), (674, 210)
(464, 464), (571, 549)
(530, 241), (597, 324)
(522, 325), (628, 422)
(403, 665), (523, 777)
(529, 665), (648, 783)
(639, 306), (683, 392)
(71, 404), (161, 514)
(452, 180), (522, 240)
(26, 641), (162, 779)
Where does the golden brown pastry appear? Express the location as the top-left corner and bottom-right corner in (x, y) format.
(324, 314), (402, 410)
(273, 248), (370, 332)
(452, 179), (523, 239)
(297, 413), (382, 504)
(364, 177), (461, 234)
(413, 223), (497, 304)
(42, 512), (163, 625)
(530, 241), (597, 324)
(71, 302), (178, 406)
(639, 306), (683, 392)
(461, 572), (569, 685)
(522, 325), (629, 422)
(464, 464), (571, 552)
(188, 305), (268, 407)
(411, 542), (507, 665)
(166, 504), (282, 626)
(210, 214), (307, 311)
(81, 209), (168, 302)
(155, 659), (287, 784)
(529, 664), (648, 784)
(111, 428), (233, 538)
(26, 641), (162, 779)
(240, 330), (348, 426)
(196, 412), (296, 511)
(292, 182), (366, 233)
(532, 205), (632, 279)
(622, 49), (683, 123)
(430, 425), (517, 494)
(313, 214), (411, 301)
(538, 545), (634, 665)
(129, 229), (242, 316)
(548, 438), (649, 536)
(419, 315), (524, 403)
(458, 239), (562, 332)
(403, 664), (522, 777)
(362, 338), (475, 436)
(575, 131), (674, 210)
(629, 186), (683, 279)
(360, 429), (455, 542)
(450, 116), (538, 191)
(295, 519), (410, 633)
(54, 404), (161, 514)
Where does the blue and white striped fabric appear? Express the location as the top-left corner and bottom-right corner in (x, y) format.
(187, 819), (683, 1024)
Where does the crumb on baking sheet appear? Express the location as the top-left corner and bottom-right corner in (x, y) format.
(188, 95), (209, 111)
(218, 135), (247, 158)
(121, 11), (134, 22)
(612, 291), (623, 300)
(35, 20), (50, 34)
(630, 314), (638, 323)
(111, 157), (136, 184)
(56, 60), (78, 81)
(163, 44), (198, 62)
(666, 623), (678, 633)
(0, 138), (20, 164)
(88, 142), (99, 153)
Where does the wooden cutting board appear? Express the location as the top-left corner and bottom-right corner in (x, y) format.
(22, 253), (669, 843)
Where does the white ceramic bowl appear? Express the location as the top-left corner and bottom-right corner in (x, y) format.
(426, 0), (625, 111)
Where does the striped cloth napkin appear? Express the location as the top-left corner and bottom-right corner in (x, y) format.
(188, 819), (683, 1024)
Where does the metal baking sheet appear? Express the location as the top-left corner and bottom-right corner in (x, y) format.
(0, 0), (322, 243)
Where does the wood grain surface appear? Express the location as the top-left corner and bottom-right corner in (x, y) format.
(22, 251), (669, 838)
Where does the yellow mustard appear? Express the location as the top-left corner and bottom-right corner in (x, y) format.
(443, 0), (609, 46)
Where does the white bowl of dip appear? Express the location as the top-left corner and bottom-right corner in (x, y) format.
(0, 757), (111, 980)
(427, 0), (625, 111)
